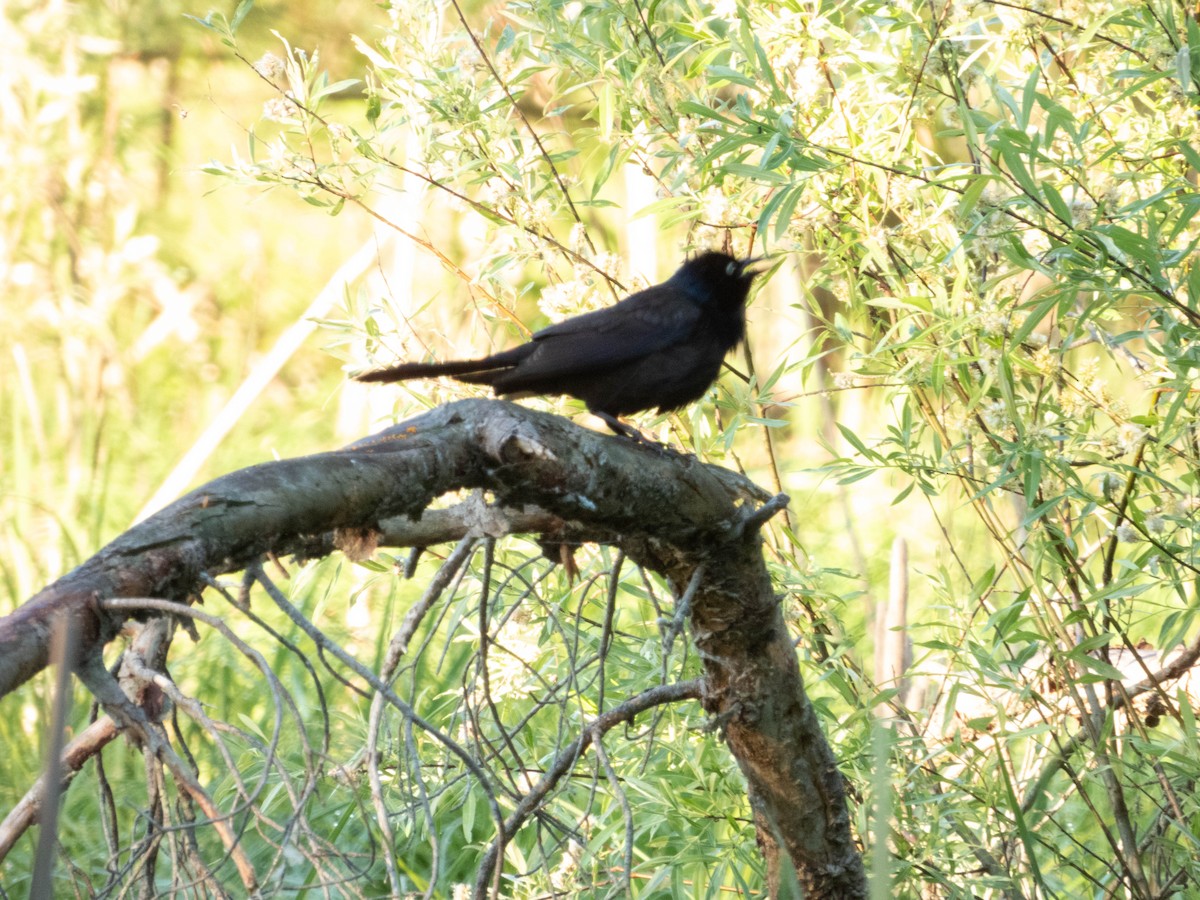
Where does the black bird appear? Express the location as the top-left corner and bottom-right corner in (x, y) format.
(356, 251), (764, 437)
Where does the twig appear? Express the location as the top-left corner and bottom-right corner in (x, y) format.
(75, 653), (261, 893)
(247, 564), (508, 892)
(473, 680), (702, 899)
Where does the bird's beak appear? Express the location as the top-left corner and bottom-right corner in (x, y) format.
(740, 256), (773, 277)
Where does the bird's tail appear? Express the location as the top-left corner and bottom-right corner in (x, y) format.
(355, 345), (531, 385)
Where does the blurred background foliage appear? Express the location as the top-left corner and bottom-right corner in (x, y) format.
(3, 0), (1200, 895)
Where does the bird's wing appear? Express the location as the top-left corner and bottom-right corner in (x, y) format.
(515, 287), (700, 378)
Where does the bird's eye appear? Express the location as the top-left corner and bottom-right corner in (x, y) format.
(726, 261), (738, 276)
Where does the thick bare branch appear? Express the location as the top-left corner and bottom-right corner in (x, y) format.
(0, 399), (756, 699)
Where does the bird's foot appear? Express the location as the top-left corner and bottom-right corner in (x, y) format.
(593, 412), (677, 453)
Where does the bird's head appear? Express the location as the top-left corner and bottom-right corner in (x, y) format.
(673, 251), (770, 309)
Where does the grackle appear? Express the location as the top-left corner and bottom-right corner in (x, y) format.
(356, 251), (765, 438)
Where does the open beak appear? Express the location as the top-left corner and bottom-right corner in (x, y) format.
(740, 256), (774, 277)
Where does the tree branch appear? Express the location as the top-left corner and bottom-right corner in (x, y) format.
(0, 399), (757, 699)
(0, 398), (866, 897)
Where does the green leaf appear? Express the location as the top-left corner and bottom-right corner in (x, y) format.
(1023, 450), (1041, 504)
(836, 423), (876, 460)
(992, 80), (1021, 122)
(787, 151), (829, 173)
(462, 788), (476, 839)
(1072, 632), (1116, 653)
(1071, 654), (1126, 681)
(676, 100), (741, 127)
(1010, 292), (1060, 346)
(1175, 44), (1193, 97)
(183, 12), (222, 34)
(231, 0), (254, 34)
(313, 78), (361, 100)
(1019, 66), (1039, 131)
(772, 184), (804, 239)
(597, 81), (614, 141)
(706, 65), (759, 89)
(1041, 182), (1072, 225)
(495, 23), (515, 56)
(957, 174), (992, 218)
(998, 144), (1041, 200)
(629, 195), (692, 221)
(720, 162), (788, 185)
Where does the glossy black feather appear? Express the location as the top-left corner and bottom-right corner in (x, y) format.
(356, 251), (761, 429)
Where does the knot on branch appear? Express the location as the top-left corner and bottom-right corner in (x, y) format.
(478, 408), (558, 464)
(732, 492), (791, 540)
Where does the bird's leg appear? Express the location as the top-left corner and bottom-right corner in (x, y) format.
(593, 411), (642, 439)
(592, 411), (671, 450)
